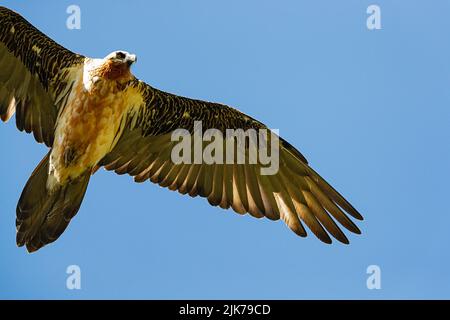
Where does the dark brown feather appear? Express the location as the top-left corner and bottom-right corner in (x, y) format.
(99, 81), (364, 244)
(0, 6), (84, 146)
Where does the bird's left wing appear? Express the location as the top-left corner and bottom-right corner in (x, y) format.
(100, 80), (363, 244)
(0, 7), (85, 146)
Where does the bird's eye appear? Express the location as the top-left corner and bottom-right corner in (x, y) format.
(116, 52), (126, 59)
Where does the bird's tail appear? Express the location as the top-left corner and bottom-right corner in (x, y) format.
(16, 152), (91, 253)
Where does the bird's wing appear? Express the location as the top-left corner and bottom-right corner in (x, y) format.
(100, 80), (363, 244)
(0, 7), (85, 146)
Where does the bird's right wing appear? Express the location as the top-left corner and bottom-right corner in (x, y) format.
(99, 80), (363, 244)
(0, 6), (85, 146)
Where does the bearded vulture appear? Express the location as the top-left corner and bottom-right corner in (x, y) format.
(0, 6), (363, 252)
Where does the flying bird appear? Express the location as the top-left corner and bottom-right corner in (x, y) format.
(0, 6), (363, 252)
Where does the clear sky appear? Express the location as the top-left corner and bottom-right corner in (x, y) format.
(1, 0), (449, 299)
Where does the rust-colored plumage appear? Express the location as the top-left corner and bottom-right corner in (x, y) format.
(93, 59), (133, 81)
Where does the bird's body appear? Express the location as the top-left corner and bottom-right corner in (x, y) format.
(0, 6), (364, 252)
(49, 57), (136, 187)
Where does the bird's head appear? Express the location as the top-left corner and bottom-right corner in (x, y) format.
(96, 51), (137, 81)
(105, 50), (137, 67)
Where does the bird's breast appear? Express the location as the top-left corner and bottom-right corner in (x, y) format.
(50, 78), (129, 185)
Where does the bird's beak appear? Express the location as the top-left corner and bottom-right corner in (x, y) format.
(126, 54), (137, 66)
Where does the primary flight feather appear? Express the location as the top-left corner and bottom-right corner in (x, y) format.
(0, 6), (363, 252)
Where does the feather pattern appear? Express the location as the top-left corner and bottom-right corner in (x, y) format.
(0, 6), (84, 146)
(99, 81), (363, 244)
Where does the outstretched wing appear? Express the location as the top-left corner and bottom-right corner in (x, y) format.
(0, 6), (85, 146)
(100, 80), (363, 244)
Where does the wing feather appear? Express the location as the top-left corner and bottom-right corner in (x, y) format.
(208, 164), (223, 206)
(0, 7), (84, 146)
(98, 80), (363, 243)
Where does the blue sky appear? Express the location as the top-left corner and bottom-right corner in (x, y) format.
(1, 0), (450, 299)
